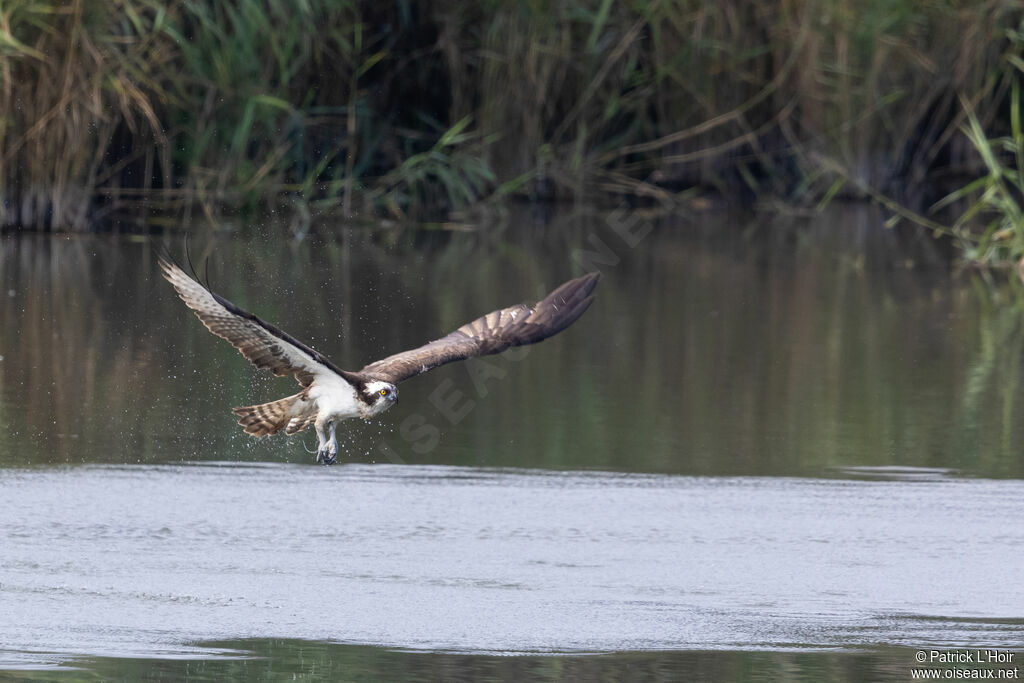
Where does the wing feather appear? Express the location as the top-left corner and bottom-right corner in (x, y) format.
(158, 256), (346, 387)
(358, 272), (600, 384)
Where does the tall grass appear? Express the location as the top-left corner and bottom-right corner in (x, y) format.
(934, 86), (1024, 266)
(0, 0), (1020, 231)
(1, 0), (168, 229)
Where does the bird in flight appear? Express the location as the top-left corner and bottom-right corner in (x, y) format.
(159, 256), (599, 464)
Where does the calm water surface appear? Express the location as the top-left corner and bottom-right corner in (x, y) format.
(1, 207), (1022, 681)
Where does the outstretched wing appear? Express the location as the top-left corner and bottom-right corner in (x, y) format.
(358, 272), (600, 385)
(158, 256), (347, 388)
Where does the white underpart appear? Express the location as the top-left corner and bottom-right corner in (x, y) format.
(307, 373), (362, 454)
(306, 375), (396, 455)
(310, 373), (365, 422)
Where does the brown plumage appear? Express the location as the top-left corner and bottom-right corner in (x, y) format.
(159, 257), (341, 389)
(357, 272), (600, 384)
(232, 390), (318, 436)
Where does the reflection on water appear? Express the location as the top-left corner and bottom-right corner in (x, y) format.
(11, 641), (950, 682)
(2, 206), (1024, 680)
(2, 206), (1024, 477)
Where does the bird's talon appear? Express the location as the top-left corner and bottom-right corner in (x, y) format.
(317, 448), (338, 466)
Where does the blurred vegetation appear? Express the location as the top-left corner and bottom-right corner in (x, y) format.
(0, 0), (1022, 248)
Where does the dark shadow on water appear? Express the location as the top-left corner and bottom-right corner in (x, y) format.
(0, 640), (978, 683)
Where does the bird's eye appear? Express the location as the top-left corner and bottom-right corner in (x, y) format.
(380, 389), (388, 396)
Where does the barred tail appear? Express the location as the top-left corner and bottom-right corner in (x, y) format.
(232, 391), (317, 437)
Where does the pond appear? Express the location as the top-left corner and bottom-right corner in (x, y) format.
(1, 206), (1022, 681)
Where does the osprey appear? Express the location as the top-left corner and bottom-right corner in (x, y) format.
(159, 257), (599, 464)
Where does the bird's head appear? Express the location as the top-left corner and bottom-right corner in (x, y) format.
(363, 380), (399, 415)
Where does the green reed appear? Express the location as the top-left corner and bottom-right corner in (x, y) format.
(933, 80), (1024, 266)
(0, 0), (1020, 234)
